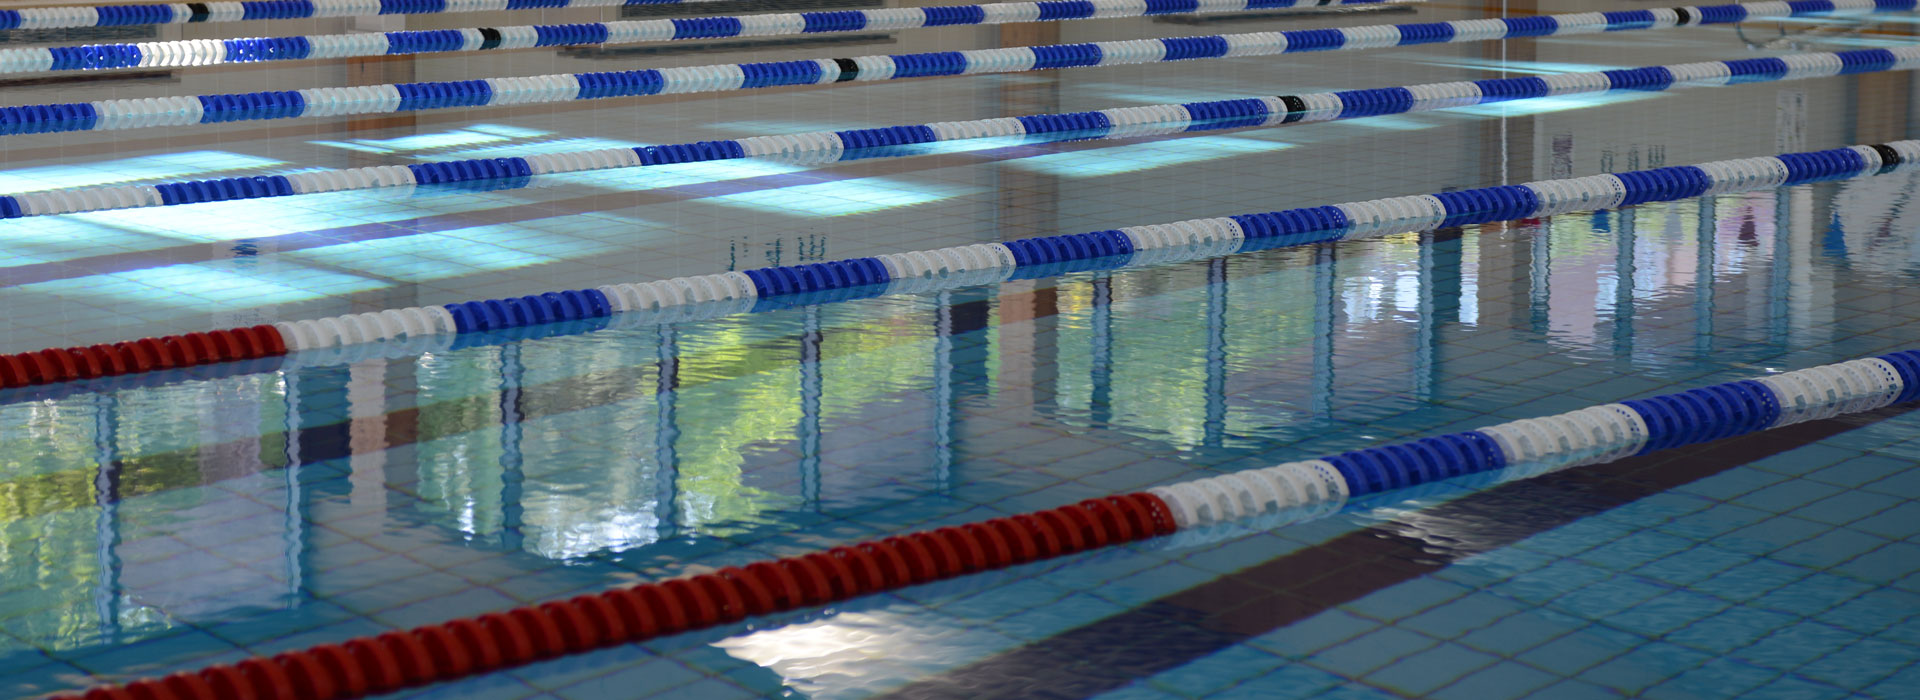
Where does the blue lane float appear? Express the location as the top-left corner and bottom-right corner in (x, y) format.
(2, 0), (1915, 127)
(225, 136), (1920, 355)
(1149, 346), (1919, 527)
(8, 46), (1920, 220)
(0, 0), (1904, 74)
(1, 133), (1916, 424)
(0, 0), (1407, 33)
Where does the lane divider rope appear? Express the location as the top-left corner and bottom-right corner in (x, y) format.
(6, 46), (1917, 217)
(2, 0), (1910, 134)
(0, 0), (1392, 29)
(0, 0), (1413, 73)
(1, 136), (1915, 394)
(3, 0), (692, 29)
(45, 346), (1920, 700)
(1148, 349), (1920, 529)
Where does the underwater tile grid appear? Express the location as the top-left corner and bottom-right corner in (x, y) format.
(0, 0), (1918, 698)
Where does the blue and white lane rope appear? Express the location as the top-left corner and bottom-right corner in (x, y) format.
(0, 137), (1911, 393)
(0, 0), (844, 29)
(0, 0), (1387, 30)
(211, 138), (1920, 353)
(5, 46), (1917, 219)
(11, 0), (1908, 76)
(0, 0), (1413, 73)
(1149, 346), (1920, 532)
(7, 0), (1916, 134)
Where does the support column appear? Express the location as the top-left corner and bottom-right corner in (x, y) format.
(1769, 188), (1795, 344)
(799, 307), (823, 509)
(497, 345), (526, 552)
(1089, 275), (1113, 429)
(291, 363), (351, 602)
(654, 326), (681, 538)
(1613, 210), (1638, 360)
(1695, 197), (1717, 357)
(1418, 229), (1464, 398)
(1203, 260), (1228, 448)
(943, 289), (993, 492)
(933, 291), (956, 491)
(991, 19), (1066, 414)
(1312, 246), (1337, 417)
(347, 360), (389, 512)
(91, 394), (122, 643)
(1782, 187), (1826, 346)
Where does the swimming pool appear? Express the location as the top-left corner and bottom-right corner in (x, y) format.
(2, 0), (1919, 697)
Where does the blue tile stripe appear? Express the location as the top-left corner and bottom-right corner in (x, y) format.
(10, 0), (1906, 81)
(8, 49), (1920, 217)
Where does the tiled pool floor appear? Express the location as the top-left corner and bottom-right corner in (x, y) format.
(2, 0), (1919, 697)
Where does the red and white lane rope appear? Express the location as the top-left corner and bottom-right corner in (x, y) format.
(45, 346), (1920, 699)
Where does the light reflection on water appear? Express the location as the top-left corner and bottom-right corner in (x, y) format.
(6, 1), (1920, 693)
(0, 171), (1918, 694)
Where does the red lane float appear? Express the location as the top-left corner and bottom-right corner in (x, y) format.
(0, 325), (284, 390)
(55, 494), (1176, 700)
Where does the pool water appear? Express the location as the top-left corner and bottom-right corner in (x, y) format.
(2, 1), (1919, 698)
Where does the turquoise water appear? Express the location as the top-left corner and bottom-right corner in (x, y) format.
(2, 2), (1919, 698)
(5, 185), (1920, 698)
